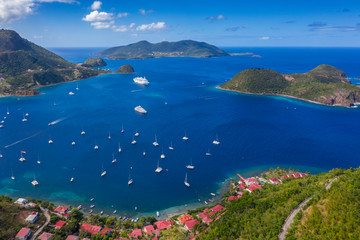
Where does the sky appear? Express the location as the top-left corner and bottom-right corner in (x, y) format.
(0, 0), (360, 47)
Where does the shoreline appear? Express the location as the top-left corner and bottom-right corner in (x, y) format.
(216, 85), (358, 108)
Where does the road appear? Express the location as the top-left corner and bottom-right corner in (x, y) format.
(31, 206), (50, 240)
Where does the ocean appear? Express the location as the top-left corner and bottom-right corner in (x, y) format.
(0, 47), (360, 217)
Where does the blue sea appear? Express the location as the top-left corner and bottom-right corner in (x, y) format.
(1, 47), (360, 217)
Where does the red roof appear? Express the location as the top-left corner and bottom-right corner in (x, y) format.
(300, 173), (307, 177)
(55, 220), (66, 229)
(38, 232), (53, 240)
(143, 225), (155, 234)
(197, 212), (208, 219)
(129, 229), (142, 238)
(228, 195), (239, 201)
(80, 224), (101, 235)
(203, 208), (210, 213)
(270, 177), (279, 182)
(178, 214), (193, 224)
(202, 216), (212, 223)
(238, 183), (246, 189)
(294, 173), (300, 178)
(185, 219), (199, 230)
(245, 178), (258, 184)
(288, 174), (294, 178)
(281, 175), (288, 180)
(155, 220), (172, 230)
(65, 235), (79, 240)
(211, 205), (224, 213)
(54, 205), (69, 213)
(101, 227), (112, 236)
(247, 183), (262, 193)
(16, 228), (31, 238)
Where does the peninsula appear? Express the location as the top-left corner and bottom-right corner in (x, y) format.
(95, 40), (230, 59)
(0, 29), (107, 96)
(220, 64), (360, 107)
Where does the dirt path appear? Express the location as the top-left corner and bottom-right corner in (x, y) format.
(278, 177), (338, 240)
(31, 207), (50, 240)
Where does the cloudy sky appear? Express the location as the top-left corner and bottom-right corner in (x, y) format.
(0, 0), (359, 47)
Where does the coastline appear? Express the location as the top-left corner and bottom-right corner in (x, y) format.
(216, 85), (357, 108)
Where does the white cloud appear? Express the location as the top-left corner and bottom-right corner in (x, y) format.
(207, 14), (226, 21)
(117, 12), (129, 18)
(111, 22), (135, 32)
(260, 36), (270, 40)
(82, 10), (113, 22)
(139, 8), (155, 15)
(90, 1), (102, 10)
(33, 35), (43, 39)
(0, 0), (76, 24)
(136, 21), (166, 31)
(90, 20), (114, 29)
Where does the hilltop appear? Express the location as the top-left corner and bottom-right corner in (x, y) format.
(81, 57), (107, 67)
(115, 64), (135, 74)
(0, 29), (107, 96)
(95, 40), (230, 59)
(220, 64), (360, 107)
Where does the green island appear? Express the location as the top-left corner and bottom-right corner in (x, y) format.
(220, 64), (360, 107)
(0, 29), (107, 96)
(115, 64), (135, 74)
(2, 167), (359, 240)
(81, 57), (107, 68)
(95, 40), (231, 59)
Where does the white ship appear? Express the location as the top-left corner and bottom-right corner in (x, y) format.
(69, 91), (75, 95)
(155, 160), (162, 173)
(133, 77), (149, 85)
(184, 173), (190, 188)
(31, 177), (38, 186)
(213, 134), (220, 145)
(19, 152), (26, 162)
(94, 145), (99, 150)
(48, 139), (53, 144)
(70, 177), (74, 182)
(134, 105), (147, 114)
(153, 135), (159, 146)
(72, 141), (76, 146)
(186, 159), (195, 169)
(118, 143), (122, 152)
(182, 132), (189, 141)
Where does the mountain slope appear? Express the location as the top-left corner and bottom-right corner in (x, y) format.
(220, 64), (360, 107)
(96, 40), (230, 59)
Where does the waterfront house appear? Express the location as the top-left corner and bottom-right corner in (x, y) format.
(38, 232), (53, 240)
(238, 182), (246, 189)
(65, 236), (79, 240)
(300, 173), (307, 177)
(54, 220), (66, 229)
(25, 211), (38, 224)
(293, 173), (300, 178)
(178, 214), (193, 224)
(197, 212), (212, 224)
(211, 205), (224, 213)
(184, 219), (200, 231)
(228, 195), (241, 201)
(245, 178), (258, 186)
(143, 225), (155, 235)
(129, 229), (142, 238)
(15, 198), (28, 206)
(15, 228), (31, 240)
(269, 177), (280, 184)
(80, 223), (101, 235)
(281, 175), (288, 180)
(54, 205), (69, 215)
(155, 219), (172, 230)
(246, 183), (262, 193)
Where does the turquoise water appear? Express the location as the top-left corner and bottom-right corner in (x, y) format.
(1, 47), (360, 217)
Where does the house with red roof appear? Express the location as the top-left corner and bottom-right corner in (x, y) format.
(38, 232), (53, 240)
(246, 183), (262, 193)
(143, 225), (155, 235)
(80, 223), (101, 235)
(293, 173), (300, 178)
(269, 177), (280, 184)
(281, 175), (288, 180)
(15, 228), (31, 240)
(101, 227), (112, 236)
(54, 205), (69, 214)
(288, 174), (294, 178)
(155, 219), (172, 230)
(228, 195), (241, 201)
(300, 173), (307, 177)
(178, 214), (193, 224)
(65, 235), (79, 240)
(184, 219), (199, 231)
(238, 183), (246, 189)
(55, 220), (66, 229)
(211, 205), (224, 213)
(245, 178), (258, 186)
(197, 212), (208, 219)
(202, 216), (212, 224)
(129, 229), (142, 238)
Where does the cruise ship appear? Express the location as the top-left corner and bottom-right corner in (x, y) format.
(134, 105), (147, 114)
(133, 77), (149, 85)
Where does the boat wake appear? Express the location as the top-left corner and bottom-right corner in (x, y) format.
(4, 132), (40, 148)
(48, 117), (67, 126)
(131, 89), (145, 93)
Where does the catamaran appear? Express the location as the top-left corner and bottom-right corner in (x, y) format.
(101, 166), (107, 177)
(112, 153), (117, 163)
(213, 134), (220, 145)
(118, 143), (122, 152)
(94, 145), (99, 150)
(186, 159), (195, 169)
(31, 177), (38, 186)
(133, 76), (149, 85)
(19, 152), (26, 162)
(81, 130), (86, 135)
(72, 141), (76, 146)
(206, 149), (211, 156)
(184, 173), (190, 187)
(48, 139), (53, 144)
(169, 142), (174, 150)
(134, 105), (147, 114)
(155, 160), (163, 173)
(153, 135), (159, 146)
(182, 132), (189, 141)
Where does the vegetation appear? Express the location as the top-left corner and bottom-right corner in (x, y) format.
(0, 29), (107, 96)
(115, 64), (135, 74)
(96, 40), (230, 59)
(82, 57), (107, 67)
(220, 64), (360, 107)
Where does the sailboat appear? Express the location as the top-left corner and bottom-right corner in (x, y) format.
(48, 138), (53, 144)
(184, 173), (190, 187)
(11, 169), (15, 180)
(69, 91), (75, 95)
(76, 83), (79, 90)
(22, 113), (27, 122)
(118, 143), (122, 152)
(111, 153), (117, 163)
(143, 151), (146, 156)
(6, 107), (9, 115)
(155, 160), (163, 173)
(128, 174), (133, 185)
(108, 132), (111, 140)
(131, 137), (136, 145)
(81, 129), (86, 135)
(70, 177), (74, 182)
(160, 150), (165, 159)
(182, 132), (189, 141)
(94, 144), (99, 150)
(121, 124), (125, 133)
(213, 134), (220, 145)
(134, 130), (139, 137)
(72, 141), (76, 146)
(31, 176), (39, 186)
(169, 142), (174, 150)
(19, 152), (26, 162)
(101, 165), (107, 177)
(186, 159), (195, 169)
(153, 135), (159, 146)
(156, 211), (160, 217)
(37, 155), (41, 164)
(205, 149), (211, 156)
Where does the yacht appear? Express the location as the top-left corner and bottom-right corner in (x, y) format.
(155, 160), (163, 173)
(131, 138), (137, 145)
(133, 76), (149, 85)
(11, 169), (15, 180)
(134, 130), (139, 137)
(37, 160), (41, 164)
(160, 150), (165, 159)
(182, 132), (189, 141)
(0, 125), (3, 128)
(128, 174), (133, 185)
(134, 105), (147, 114)
(213, 134), (220, 145)
(184, 173), (190, 188)
(81, 130), (86, 135)
(205, 149), (211, 156)
(211, 193), (216, 197)
(76, 83), (79, 91)
(143, 151), (146, 156)
(94, 145), (99, 150)
(90, 198), (94, 202)
(156, 211), (160, 217)
(186, 160), (195, 169)
(70, 177), (74, 182)
(153, 135), (159, 146)
(112, 154), (117, 163)
(169, 143), (174, 150)
(90, 204), (95, 208)
(25, 113), (29, 117)
(48, 139), (53, 144)
(1, 120), (4, 124)
(31, 177), (39, 186)
(22, 114), (27, 122)
(108, 132), (111, 140)
(100, 211), (104, 215)
(69, 91), (75, 95)
(113, 210), (117, 214)
(72, 141), (76, 146)
(6, 107), (9, 115)
(101, 170), (107, 177)
(118, 143), (122, 152)
(121, 124), (124, 133)
(19, 152), (26, 162)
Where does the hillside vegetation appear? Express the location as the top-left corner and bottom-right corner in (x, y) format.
(220, 65), (360, 107)
(96, 40), (230, 59)
(81, 57), (107, 67)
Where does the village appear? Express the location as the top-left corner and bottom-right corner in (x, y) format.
(13, 169), (308, 240)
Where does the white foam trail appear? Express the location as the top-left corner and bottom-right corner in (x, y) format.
(48, 117), (67, 125)
(4, 132), (40, 148)
(131, 89), (144, 92)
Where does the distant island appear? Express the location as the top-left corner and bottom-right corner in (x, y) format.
(220, 64), (360, 107)
(81, 57), (107, 67)
(115, 64), (135, 74)
(0, 29), (107, 96)
(95, 40), (231, 59)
